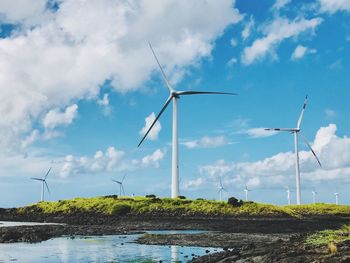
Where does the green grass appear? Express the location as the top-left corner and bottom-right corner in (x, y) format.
(305, 225), (350, 245)
(16, 196), (350, 218)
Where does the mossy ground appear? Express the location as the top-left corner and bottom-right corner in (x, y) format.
(17, 196), (350, 218)
(305, 225), (350, 245)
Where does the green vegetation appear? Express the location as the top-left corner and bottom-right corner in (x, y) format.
(305, 225), (350, 246)
(16, 196), (350, 218)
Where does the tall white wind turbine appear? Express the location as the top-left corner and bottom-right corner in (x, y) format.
(265, 96), (322, 205)
(112, 174), (126, 196)
(334, 190), (339, 205)
(285, 186), (291, 205)
(138, 43), (236, 198)
(218, 177), (227, 201)
(244, 184), (251, 202)
(31, 167), (51, 202)
(312, 187), (317, 204)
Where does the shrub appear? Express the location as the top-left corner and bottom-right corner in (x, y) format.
(178, 195), (186, 199)
(227, 197), (243, 207)
(146, 194), (156, 198)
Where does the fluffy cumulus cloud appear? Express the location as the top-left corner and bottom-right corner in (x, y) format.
(318, 0), (350, 13)
(182, 135), (229, 149)
(197, 124), (350, 190)
(140, 112), (161, 141)
(291, 45), (317, 60)
(42, 104), (78, 129)
(59, 147), (166, 178)
(272, 0), (292, 10)
(242, 17), (323, 65)
(0, 0), (243, 153)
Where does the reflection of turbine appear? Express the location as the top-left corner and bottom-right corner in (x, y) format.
(138, 43), (237, 198)
(334, 192), (339, 205)
(312, 187), (317, 204)
(218, 177), (227, 201)
(171, 245), (179, 262)
(285, 186), (291, 205)
(244, 184), (251, 202)
(265, 96), (322, 205)
(112, 174), (126, 196)
(31, 167), (51, 202)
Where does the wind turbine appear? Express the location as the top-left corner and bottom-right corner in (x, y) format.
(265, 95), (322, 205)
(218, 177), (227, 201)
(244, 184), (251, 201)
(312, 187), (317, 204)
(31, 167), (51, 202)
(112, 174), (126, 196)
(334, 191), (339, 205)
(285, 186), (291, 205)
(138, 42), (236, 198)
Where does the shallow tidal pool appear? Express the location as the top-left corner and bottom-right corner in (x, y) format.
(0, 229), (221, 262)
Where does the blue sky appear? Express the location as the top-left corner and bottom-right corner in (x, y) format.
(0, 0), (349, 207)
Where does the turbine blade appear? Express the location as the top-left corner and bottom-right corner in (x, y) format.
(122, 185), (125, 196)
(148, 42), (173, 92)
(300, 133), (322, 167)
(31, 178), (43, 181)
(264, 128), (296, 132)
(138, 95), (173, 147)
(122, 174), (126, 183)
(44, 167), (52, 180)
(297, 95), (308, 129)
(44, 181), (50, 194)
(176, 91), (237, 96)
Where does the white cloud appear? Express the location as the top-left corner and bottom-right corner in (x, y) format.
(97, 93), (112, 116)
(242, 17), (323, 65)
(241, 15), (254, 41)
(246, 128), (279, 138)
(183, 177), (205, 190)
(0, 0), (243, 153)
(272, 0), (291, 10)
(319, 0), (350, 13)
(42, 104), (78, 130)
(325, 108), (336, 118)
(227, 57), (238, 67)
(140, 149), (166, 168)
(199, 124), (350, 190)
(140, 112), (161, 141)
(230, 38), (238, 47)
(182, 135), (229, 149)
(329, 59), (343, 70)
(59, 147), (166, 178)
(291, 45), (317, 60)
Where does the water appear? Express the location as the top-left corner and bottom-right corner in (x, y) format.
(0, 221), (63, 227)
(0, 229), (220, 262)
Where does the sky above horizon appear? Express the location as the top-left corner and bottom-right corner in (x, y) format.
(0, 0), (349, 207)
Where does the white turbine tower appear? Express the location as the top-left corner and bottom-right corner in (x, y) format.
(285, 186), (291, 205)
(244, 184), (251, 202)
(138, 43), (236, 198)
(312, 187), (317, 204)
(31, 167), (51, 202)
(334, 191), (339, 205)
(218, 177), (227, 201)
(265, 95), (322, 205)
(112, 174), (126, 196)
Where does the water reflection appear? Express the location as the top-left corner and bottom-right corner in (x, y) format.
(0, 231), (220, 263)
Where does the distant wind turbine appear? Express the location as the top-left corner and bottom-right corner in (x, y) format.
(138, 42), (237, 198)
(285, 186), (291, 205)
(31, 167), (51, 202)
(244, 184), (251, 201)
(312, 187), (317, 204)
(112, 174), (126, 196)
(265, 95), (322, 205)
(334, 191), (339, 205)
(218, 177), (227, 201)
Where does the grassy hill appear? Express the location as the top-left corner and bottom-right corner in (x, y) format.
(16, 196), (350, 218)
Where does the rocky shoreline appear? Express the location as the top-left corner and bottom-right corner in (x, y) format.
(0, 210), (349, 262)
